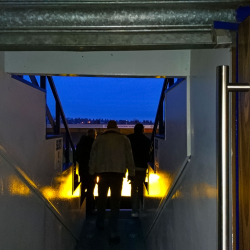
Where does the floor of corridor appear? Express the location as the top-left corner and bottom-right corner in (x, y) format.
(75, 210), (146, 250)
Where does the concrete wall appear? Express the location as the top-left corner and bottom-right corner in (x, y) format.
(0, 148), (77, 250)
(143, 49), (231, 250)
(4, 50), (190, 77)
(0, 52), (85, 250)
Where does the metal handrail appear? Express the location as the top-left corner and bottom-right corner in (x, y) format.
(28, 75), (56, 132)
(151, 78), (186, 144)
(12, 75), (46, 93)
(46, 105), (56, 132)
(47, 76), (76, 164)
(149, 78), (169, 167)
(151, 78), (168, 142)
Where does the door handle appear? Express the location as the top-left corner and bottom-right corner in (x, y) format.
(217, 65), (249, 250)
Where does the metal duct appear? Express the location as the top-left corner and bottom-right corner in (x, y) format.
(0, 6), (236, 30)
(0, 0), (247, 50)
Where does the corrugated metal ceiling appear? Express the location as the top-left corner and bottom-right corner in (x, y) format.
(0, 0), (249, 50)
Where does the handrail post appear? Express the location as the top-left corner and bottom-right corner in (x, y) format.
(65, 134), (69, 164)
(158, 99), (164, 135)
(217, 65), (250, 250)
(150, 78), (168, 170)
(47, 76), (75, 152)
(55, 102), (61, 135)
(40, 76), (46, 89)
(151, 79), (168, 139)
(217, 65), (230, 250)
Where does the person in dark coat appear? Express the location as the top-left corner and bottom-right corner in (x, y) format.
(127, 123), (151, 218)
(76, 128), (97, 214)
(89, 120), (135, 245)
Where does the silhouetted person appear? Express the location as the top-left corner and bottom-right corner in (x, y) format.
(89, 120), (135, 245)
(76, 128), (97, 214)
(128, 123), (151, 218)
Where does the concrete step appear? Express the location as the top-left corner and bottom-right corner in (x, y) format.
(75, 210), (146, 250)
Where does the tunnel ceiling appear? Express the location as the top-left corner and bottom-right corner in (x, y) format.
(0, 0), (249, 51)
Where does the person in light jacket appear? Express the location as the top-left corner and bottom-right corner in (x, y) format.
(89, 120), (135, 245)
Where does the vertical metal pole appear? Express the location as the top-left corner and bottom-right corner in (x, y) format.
(159, 101), (164, 134)
(55, 102), (61, 135)
(151, 78), (168, 140)
(40, 76), (46, 89)
(65, 134), (69, 164)
(168, 78), (174, 87)
(235, 32), (240, 250)
(217, 65), (249, 250)
(217, 65), (230, 250)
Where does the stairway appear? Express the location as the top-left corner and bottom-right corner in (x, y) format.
(75, 210), (146, 250)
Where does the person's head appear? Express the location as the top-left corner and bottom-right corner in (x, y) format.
(107, 120), (118, 129)
(88, 128), (97, 139)
(134, 123), (144, 134)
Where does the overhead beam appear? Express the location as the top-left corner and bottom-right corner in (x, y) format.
(4, 50), (192, 76)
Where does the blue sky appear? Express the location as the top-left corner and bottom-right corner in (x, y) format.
(27, 76), (164, 121)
